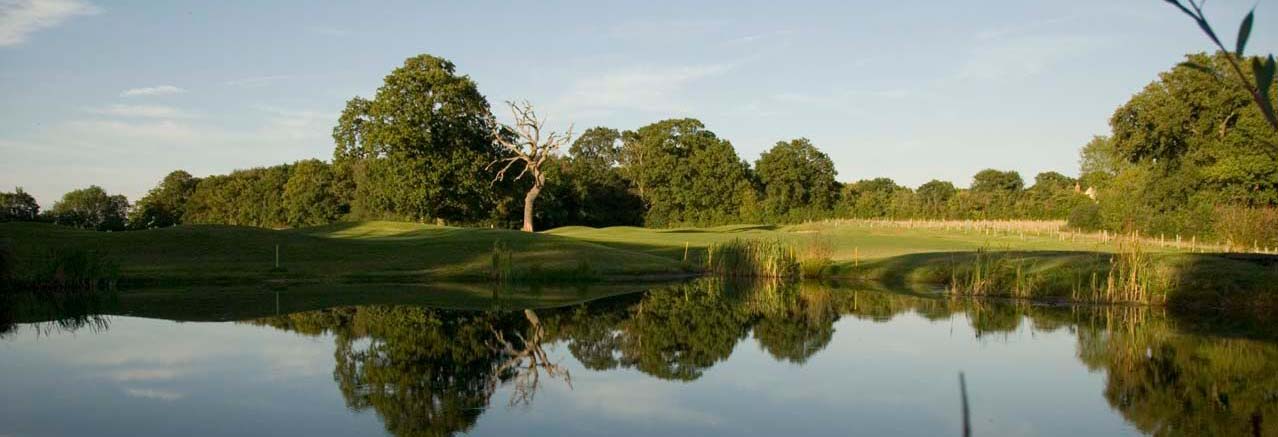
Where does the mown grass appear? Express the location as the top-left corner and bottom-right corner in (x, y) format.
(2, 220), (1274, 311)
(0, 221), (684, 285)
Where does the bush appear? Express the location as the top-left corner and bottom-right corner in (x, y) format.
(1213, 206), (1278, 250)
(1067, 202), (1103, 231)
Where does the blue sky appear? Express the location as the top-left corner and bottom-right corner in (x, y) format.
(1, 0), (1275, 206)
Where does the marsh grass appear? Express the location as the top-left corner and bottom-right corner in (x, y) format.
(490, 239), (600, 283)
(491, 240), (514, 282)
(26, 248), (119, 292)
(706, 238), (799, 279)
(946, 247), (1040, 298)
(798, 234), (835, 278)
(0, 240), (13, 291)
(1100, 235), (1166, 304)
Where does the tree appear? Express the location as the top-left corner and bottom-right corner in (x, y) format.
(839, 177), (904, 218)
(971, 169), (1024, 193)
(916, 180), (956, 217)
(129, 170), (200, 229)
(1078, 135), (1122, 189)
(562, 127), (644, 227)
(0, 188), (39, 222)
(333, 54), (501, 224)
(184, 165), (292, 228)
(488, 101), (573, 232)
(1164, 1), (1277, 132)
(47, 186), (129, 231)
(754, 138), (839, 218)
(283, 159), (344, 227)
(620, 119), (752, 226)
(569, 127), (622, 170)
(1091, 52), (1278, 240)
(1031, 171), (1075, 192)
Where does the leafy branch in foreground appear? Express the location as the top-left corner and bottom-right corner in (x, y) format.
(1165, 0), (1278, 131)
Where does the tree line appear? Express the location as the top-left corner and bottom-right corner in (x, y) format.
(2, 51), (1273, 247)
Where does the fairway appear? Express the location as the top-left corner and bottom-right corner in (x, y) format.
(0, 218), (1217, 286)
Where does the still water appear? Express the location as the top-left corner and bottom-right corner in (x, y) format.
(1, 280), (1275, 436)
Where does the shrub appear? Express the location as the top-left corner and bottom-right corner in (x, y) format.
(1067, 202), (1103, 231)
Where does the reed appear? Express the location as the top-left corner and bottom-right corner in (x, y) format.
(30, 247), (119, 292)
(490, 240), (514, 283)
(1101, 234), (1166, 304)
(0, 240), (13, 291)
(798, 234), (835, 278)
(705, 238), (799, 279)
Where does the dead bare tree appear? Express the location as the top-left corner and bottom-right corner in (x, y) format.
(488, 101), (573, 232)
(489, 309), (572, 407)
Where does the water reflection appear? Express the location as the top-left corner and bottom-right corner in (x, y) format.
(2, 279), (1276, 436)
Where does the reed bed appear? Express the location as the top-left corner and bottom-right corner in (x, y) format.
(705, 238), (800, 279)
(21, 248), (120, 292)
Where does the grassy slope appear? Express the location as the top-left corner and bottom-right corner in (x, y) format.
(4, 220), (1275, 311)
(0, 221), (683, 284)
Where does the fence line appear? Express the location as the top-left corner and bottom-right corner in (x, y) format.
(813, 218), (1276, 255)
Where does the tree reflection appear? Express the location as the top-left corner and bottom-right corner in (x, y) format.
(249, 279), (1278, 437)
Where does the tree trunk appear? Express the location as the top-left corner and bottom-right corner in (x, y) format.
(522, 183), (541, 232)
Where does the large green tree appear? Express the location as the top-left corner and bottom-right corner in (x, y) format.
(283, 159), (344, 227)
(47, 186), (129, 231)
(620, 119), (752, 226)
(129, 170), (200, 229)
(0, 188), (39, 222)
(754, 138), (839, 219)
(970, 169), (1024, 193)
(1091, 52), (1278, 240)
(184, 165), (292, 228)
(333, 54), (501, 224)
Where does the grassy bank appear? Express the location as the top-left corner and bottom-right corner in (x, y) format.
(2, 220), (1275, 312)
(0, 221), (685, 285)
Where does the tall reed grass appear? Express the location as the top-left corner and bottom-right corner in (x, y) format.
(30, 248), (119, 292)
(705, 238), (799, 279)
(490, 240), (514, 282)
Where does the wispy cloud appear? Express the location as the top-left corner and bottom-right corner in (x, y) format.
(956, 35), (1103, 81)
(123, 388), (184, 401)
(0, 0), (99, 47)
(120, 85), (186, 97)
(557, 64), (732, 115)
(85, 104), (197, 119)
(608, 18), (724, 43)
(225, 75), (293, 87)
(254, 105), (335, 140)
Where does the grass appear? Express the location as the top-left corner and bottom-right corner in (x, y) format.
(1, 219), (1275, 311)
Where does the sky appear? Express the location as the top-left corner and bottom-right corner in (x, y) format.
(2, 0), (1276, 207)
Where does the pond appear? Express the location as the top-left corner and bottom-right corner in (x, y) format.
(1, 280), (1275, 436)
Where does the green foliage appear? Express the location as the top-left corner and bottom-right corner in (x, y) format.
(1212, 205), (1278, 250)
(282, 159), (344, 227)
(184, 164), (292, 228)
(0, 240), (13, 290)
(620, 118), (753, 226)
(755, 138), (840, 219)
(333, 54), (503, 224)
(47, 186), (128, 231)
(1088, 52), (1278, 242)
(0, 188), (40, 222)
(971, 169), (1024, 193)
(916, 179), (956, 216)
(1067, 202), (1103, 231)
(129, 170), (200, 229)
